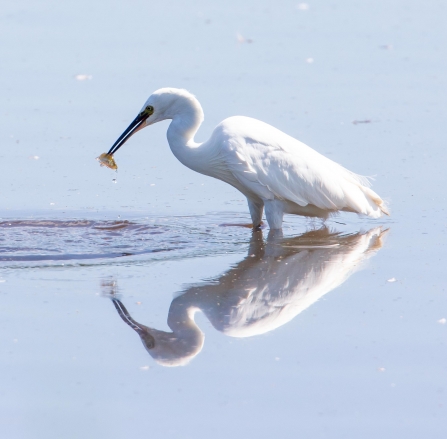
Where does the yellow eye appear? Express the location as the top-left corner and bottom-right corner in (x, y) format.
(141, 106), (154, 117)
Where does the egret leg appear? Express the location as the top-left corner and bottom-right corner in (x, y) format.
(247, 229), (265, 257)
(264, 199), (284, 229)
(267, 228), (283, 241)
(247, 198), (264, 228)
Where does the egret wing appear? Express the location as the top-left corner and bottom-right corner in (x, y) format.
(219, 117), (382, 216)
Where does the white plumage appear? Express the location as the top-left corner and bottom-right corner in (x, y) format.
(108, 88), (388, 229)
(106, 227), (387, 367)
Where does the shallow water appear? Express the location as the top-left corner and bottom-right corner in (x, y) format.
(1, 0), (447, 438)
(0, 214), (250, 265)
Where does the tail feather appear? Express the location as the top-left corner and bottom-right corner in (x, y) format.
(363, 187), (389, 216)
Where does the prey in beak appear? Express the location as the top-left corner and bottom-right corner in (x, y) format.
(96, 105), (154, 170)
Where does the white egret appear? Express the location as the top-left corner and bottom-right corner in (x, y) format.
(106, 88), (388, 229)
(104, 227), (387, 367)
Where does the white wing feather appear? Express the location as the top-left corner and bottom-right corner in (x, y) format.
(216, 116), (387, 217)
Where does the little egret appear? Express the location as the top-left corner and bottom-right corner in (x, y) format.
(107, 88), (388, 229)
(104, 227), (387, 367)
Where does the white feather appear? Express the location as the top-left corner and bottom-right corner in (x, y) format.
(115, 88), (388, 228)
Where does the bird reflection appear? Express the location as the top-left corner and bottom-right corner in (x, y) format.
(103, 227), (387, 367)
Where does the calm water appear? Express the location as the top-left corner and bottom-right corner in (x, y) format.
(1, 0), (446, 437)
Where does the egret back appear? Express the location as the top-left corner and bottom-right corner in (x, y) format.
(212, 116), (387, 217)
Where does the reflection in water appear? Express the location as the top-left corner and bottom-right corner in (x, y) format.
(103, 227), (387, 367)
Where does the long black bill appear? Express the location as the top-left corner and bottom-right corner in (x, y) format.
(107, 113), (147, 155)
(111, 298), (156, 349)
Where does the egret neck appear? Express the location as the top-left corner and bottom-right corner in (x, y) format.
(103, 87), (389, 229)
(166, 99), (205, 172)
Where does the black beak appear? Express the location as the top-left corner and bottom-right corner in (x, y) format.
(111, 298), (155, 349)
(107, 113), (148, 155)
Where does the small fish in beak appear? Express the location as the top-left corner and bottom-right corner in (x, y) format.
(96, 105), (154, 171)
(96, 152), (118, 171)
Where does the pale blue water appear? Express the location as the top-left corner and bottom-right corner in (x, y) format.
(1, 0), (446, 438)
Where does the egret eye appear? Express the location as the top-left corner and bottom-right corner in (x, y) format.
(141, 106), (154, 117)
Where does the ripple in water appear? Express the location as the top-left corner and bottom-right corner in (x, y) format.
(0, 214), (252, 267)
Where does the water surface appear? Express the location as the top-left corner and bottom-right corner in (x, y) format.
(1, 0), (446, 438)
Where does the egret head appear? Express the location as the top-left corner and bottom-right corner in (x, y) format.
(136, 325), (205, 368)
(110, 296), (205, 367)
(107, 88), (203, 155)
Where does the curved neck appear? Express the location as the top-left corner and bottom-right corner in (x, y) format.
(167, 299), (200, 334)
(166, 104), (204, 170)
(111, 297), (204, 366)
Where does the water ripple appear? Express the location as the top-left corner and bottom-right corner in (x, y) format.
(0, 214), (252, 267)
